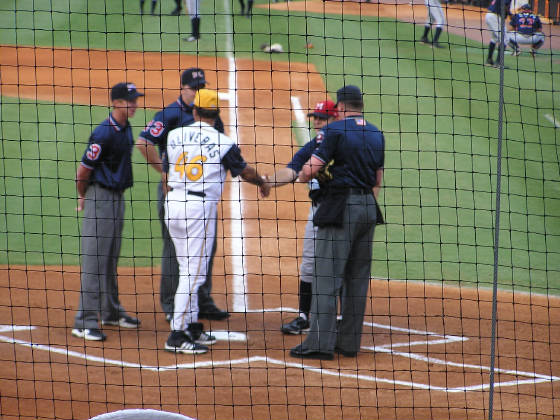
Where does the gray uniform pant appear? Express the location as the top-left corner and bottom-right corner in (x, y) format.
(74, 184), (128, 329)
(299, 205), (318, 284)
(158, 182), (217, 316)
(300, 192), (377, 354)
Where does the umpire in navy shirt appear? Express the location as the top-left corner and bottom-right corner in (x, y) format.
(72, 83), (144, 342)
(136, 68), (229, 323)
(291, 85), (385, 360)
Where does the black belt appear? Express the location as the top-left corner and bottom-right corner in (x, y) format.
(348, 187), (371, 195)
(187, 190), (206, 198)
(93, 182), (122, 193)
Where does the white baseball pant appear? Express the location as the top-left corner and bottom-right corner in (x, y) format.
(165, 195), (217, 331)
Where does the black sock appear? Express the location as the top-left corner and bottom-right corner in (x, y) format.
(422, 26), (430, 40)
(238, 0), (245, 13)
(140, 0), (145, 10)
(433, 27), (442, 43)
(298, 281), (312, 316)
(487, 42), (496, 61)
(175, 0), (181, 8)
(247, 0), (254, 14)
(151, 0), (157, 13)
(495, 43), (504, 64)
(192, 17), (200, 38)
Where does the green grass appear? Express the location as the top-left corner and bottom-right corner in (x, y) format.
(1, 0), (559, 294)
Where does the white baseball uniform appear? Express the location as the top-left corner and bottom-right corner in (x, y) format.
(164, 121), (240, 332)
(485, 12), (513, 45)
(425, 0), (445, 29)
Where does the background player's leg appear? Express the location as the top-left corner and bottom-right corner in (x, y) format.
(486, 42), (496, 65)
(421, 25), (430, 43)
(171, 0), (182, 15)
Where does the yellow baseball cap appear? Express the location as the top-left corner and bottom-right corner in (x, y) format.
(194, 88), (219, 110)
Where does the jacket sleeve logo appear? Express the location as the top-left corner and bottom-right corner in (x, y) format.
(86, 144), (102, 161)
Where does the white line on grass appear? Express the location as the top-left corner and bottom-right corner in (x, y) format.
(545, 114), (560, 128)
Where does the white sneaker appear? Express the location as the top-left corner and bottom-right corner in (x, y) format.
(71, 328), (107, 341)
(193, 330), (217, 346)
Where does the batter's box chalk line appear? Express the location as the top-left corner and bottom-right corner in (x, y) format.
(0, 322), (557, 392)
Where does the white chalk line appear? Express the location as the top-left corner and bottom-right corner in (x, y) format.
(544, 114), (560, 128)
(1, 320), (557, 392)
(223, 1), (248, 314)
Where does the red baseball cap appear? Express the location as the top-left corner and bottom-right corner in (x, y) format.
(307, 100), (338, 119)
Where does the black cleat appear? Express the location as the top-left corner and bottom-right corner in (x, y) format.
(281, 316), (310, 335)
(199, 306), (230, 320)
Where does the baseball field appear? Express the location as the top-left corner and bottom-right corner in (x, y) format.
(0, 0), (559, 419)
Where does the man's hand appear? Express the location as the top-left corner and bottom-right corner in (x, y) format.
(259, 176), (271, 198)
(76, 195), (85, 212)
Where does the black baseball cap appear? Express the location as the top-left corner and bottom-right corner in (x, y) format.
(336, 85), (363, 105)
(181, 68), (207, 88)
(111, 83), (144, 101)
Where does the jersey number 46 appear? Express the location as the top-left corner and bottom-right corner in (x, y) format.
(175, 152), (207, 181)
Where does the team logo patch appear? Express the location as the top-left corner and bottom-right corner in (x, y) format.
(355, 118), (365, 126)
(149, 121), (164, 137)
(86, 144), (102, 161)
(316, 131), (324, 142)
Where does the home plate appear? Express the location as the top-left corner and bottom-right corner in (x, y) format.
(211, 331), (247, 342)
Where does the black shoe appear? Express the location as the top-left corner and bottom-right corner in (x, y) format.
(187, 322), (217, 345)
(281, 316), (310, 335)
(101, 315), (141, 328)
(165, 331), (208, 354)
(290, 344), (334, 360)
(170, 7), (181, 15)
(199, 306), (230, 320)
(335, 347), (357, 358)
(420, 36), (429, 44)
(431, 42), (443, 49)
(485, 58), (494, 67)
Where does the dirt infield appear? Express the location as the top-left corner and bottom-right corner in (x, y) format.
(1, 266), (559, 419)
(1, 45), (559, 419)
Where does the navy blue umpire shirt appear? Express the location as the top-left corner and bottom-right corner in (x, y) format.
(288, 133), (324, 196)
(488, 0), (512, 15)
(139, 96), (225, 157)
(81, 114), (134, 191)
(311, 115), (385, 190)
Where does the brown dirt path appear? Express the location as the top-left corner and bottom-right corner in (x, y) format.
(0, 265), (559, 419)
(261, 0), (560, 50)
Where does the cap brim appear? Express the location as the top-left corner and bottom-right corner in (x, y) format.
(187, 80), (208, 88)
(127, 92), (144, 99)
(308, 112), (330, 118)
